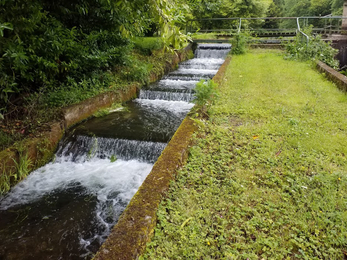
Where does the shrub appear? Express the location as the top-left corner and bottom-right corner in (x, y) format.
(285, 26), (339, 69)
(193, 79), (219, 115)
(230, 32), (249, 55)
(133, 37), (164, 55)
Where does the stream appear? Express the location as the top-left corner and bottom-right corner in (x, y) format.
(0, 43), (231, 260)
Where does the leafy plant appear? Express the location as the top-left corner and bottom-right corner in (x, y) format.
(285, 26), (339, 69)
(110, 155), (117, 163)
(230, 31), (250, 55)
(133, 37), (164, 56)
(12, 150), (32, 181)
(193, 79), (219, 115)
(0, 172), (11, 195)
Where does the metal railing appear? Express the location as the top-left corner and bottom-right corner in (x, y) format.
(187, 16), (347, 43)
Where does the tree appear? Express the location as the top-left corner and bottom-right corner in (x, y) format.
(0, 0), (189, 108)
(264, 2), (282, 28)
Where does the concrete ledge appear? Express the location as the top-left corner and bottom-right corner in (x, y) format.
(250, 44), (284, 49)
(316, 61), (347, 92)
(63, 87), (138, 129)
(93, 55), (232, 260)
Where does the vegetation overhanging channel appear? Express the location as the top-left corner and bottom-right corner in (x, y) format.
(0, 44), (230, 259)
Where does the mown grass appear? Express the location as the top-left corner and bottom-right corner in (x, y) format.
(191, 33), (219, 40)
(141, 49), (347, 259)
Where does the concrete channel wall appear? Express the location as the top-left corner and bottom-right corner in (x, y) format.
(93, 56), (232, 260)
(316, 60), (347, 91)
(0, 44), (193, 191)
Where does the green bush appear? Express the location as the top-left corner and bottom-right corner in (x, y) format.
(193, 79), (219, 114)
(285, 26), (339, 69)
(0, 0), (154, 111)
(133, 37), (164, 55)
(230, 32), (249, 55)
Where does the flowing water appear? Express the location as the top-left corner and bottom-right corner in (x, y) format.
(0, 43), (230, 260)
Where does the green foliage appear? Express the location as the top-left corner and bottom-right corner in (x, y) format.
(110, 155), (117, 163)
(0, 0), (191, 111)
(119, 57), (153, 85)
(281, 0), (343, 18)
(0, 131), (13, 149)
(187, 0), (267, 31)
(142, 50), (347, 259)
(193, 79), (219, 115)
(12, 150), (32, 181)
(133, 37), (164, 56)
(264, 2), (282, 28)
(0, 171), (12, 195)
(285, 27), (339, 69)
(231, 32), (249, 55)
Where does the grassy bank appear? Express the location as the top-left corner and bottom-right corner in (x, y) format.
(142, 50), (347, 259)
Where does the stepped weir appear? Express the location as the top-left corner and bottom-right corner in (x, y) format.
(0, 43), (231, 259)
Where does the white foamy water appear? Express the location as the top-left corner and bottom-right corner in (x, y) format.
(158, 79), (199, 89)
(0, 157), (153, 256)
(139, 90), (193, 102)
(182, 58), (225, 66)
(0, 158), (152, 210)
(134, 99), (194, 114)
(170, 68), (219, 75)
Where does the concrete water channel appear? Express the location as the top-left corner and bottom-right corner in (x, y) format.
(0, 44), (231, 260)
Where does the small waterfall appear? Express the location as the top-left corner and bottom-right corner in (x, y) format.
(57, 135), (167, 163)
(0, 43), (231, 260)
(195, 44), (231, 59)
(163, 75), (212, 81)
(138, 90), (194, 102)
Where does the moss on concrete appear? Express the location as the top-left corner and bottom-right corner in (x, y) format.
(93, 117), (198, 260)
(316, 60), (347, 92)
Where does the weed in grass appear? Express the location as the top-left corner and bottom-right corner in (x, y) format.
(0, 171), (11, 195)
(193, 79), (219, 116)
(12, 149), (32, 181)
(230, 32), (250, 55)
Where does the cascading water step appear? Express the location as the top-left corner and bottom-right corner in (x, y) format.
(197, 43), (232, 49)
(195, 43), (231, 59)
(57, 135), (167, 164)
(163, 75), (212, 81)
(0, 156), (153, 259)
(152, 79), (199, 90)
(141, 86), (195, 93)
(138, 89), (194, 102)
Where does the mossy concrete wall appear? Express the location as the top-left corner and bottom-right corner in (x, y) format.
(316, 60), (347, 92)
(93, 55), (232, 260)
(0, 44), (193, 192)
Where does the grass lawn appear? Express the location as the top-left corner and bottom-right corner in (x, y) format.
(141, 50), (347, 259)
